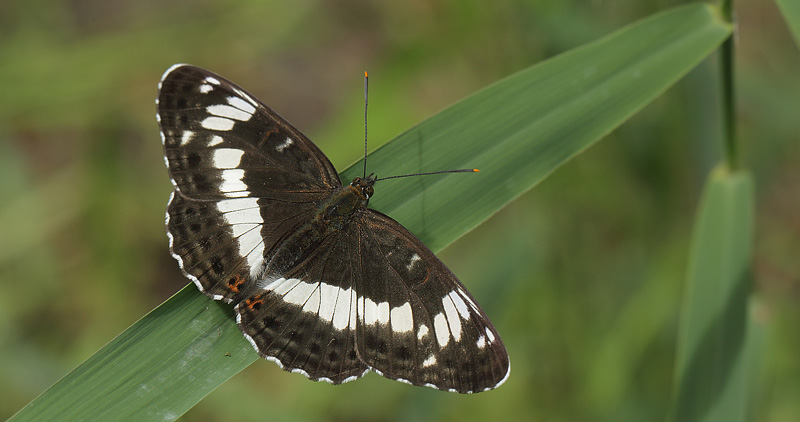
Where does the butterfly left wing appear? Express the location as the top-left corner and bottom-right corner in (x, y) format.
(351, 209), (510, 393)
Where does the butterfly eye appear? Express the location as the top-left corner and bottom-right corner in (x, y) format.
(365, 186), (374, 198)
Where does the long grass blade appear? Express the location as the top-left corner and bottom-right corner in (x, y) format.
(670, 167), (755, 422)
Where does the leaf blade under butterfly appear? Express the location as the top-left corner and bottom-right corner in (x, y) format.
(9, 4), (730, 421)
(348, 3), (730, 251)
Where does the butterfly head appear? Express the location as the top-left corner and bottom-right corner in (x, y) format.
(350, 174), (376, 204)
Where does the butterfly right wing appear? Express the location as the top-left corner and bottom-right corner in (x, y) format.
(158, 64), (341, 198)
(158, 64), (340, 302)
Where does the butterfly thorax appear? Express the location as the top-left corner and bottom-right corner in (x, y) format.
(261, 176), (376, 280)
(314, 183), (368, 233)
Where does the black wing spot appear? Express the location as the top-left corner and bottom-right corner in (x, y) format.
(395, 345), (412, 360)
(210, 256), (224, 275)
(365, 333), (378, 349)
(262, 314), (278, 327)
(377, 340), (388, 354)
(190, 174), (211, 191)
(187, 152), (202, 167)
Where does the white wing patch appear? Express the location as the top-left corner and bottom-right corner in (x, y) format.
(442, 295), (462, 342)
(276, 137), (294, 152)
(362, 297), (375, 324)
(207, 135), (224, 147)
(218, 169), (249, 197)
(212, 148), (244, 168)
(406, 253), (421, 271)
(227, 96), (256, 115)
(332, 285), (356, 330)
(317, 283), (340, 322)
(417, 324), (429, 340)
(361, 297), (391, 325)
(201, 116), (235, 131)
(282, 279), (316, 304)
(390, 302), (413, 333)
(460, 288), (482, 314)
(217, 197), (264, 276)
(448, 290), (472, 320)
(376, 302), (389, 325)
(301, 285), (322, 314)
(207, 104), (253, 122)
(232, 87), (259, 108)
(216, 197), (260, 221)
(485, 327), (496, 342)
(261, 278), (357, 329)
(180, 130), (194, 146)
(433, 313), (450, 347)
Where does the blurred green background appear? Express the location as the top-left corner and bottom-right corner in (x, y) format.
(1, 0), (798, 420)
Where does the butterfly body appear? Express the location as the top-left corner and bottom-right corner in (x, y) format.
(252, 178), (369, 296)
(158, 64), (509, 393)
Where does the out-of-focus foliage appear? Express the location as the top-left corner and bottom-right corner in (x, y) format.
(1, 1), (798, 421)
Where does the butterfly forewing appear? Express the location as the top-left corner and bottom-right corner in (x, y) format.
(158, 64), (510, 393)
(352, 210), (510, 393)
(158, 64), (341, 198)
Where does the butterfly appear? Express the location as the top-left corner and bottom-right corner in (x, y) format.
(157, 64), (509, 393)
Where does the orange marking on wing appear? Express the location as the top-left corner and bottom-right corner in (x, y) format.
(245, 295), (265, 310)
(226, 275), (247, 293)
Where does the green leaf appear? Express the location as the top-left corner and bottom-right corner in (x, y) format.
(10, 4), (730, 421)
(776, 0), (800, 49)
(670, 167), (756, 422)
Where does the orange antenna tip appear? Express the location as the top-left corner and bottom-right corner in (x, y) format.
(473, 169), (480, 172)
(365, 70), (368, 78)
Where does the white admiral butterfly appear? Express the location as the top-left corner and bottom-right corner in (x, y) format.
(157, 64), (509, 393)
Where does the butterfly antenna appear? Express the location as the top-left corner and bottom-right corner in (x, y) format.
(360, 71), (478, 183)
(363, 70), (369, 179)
(375, 168), (479, 182)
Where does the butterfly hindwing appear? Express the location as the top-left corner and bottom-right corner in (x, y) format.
(352, 210), (510, 393)
(166, 190), (327, 301)
(235, 230), (369, 383)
